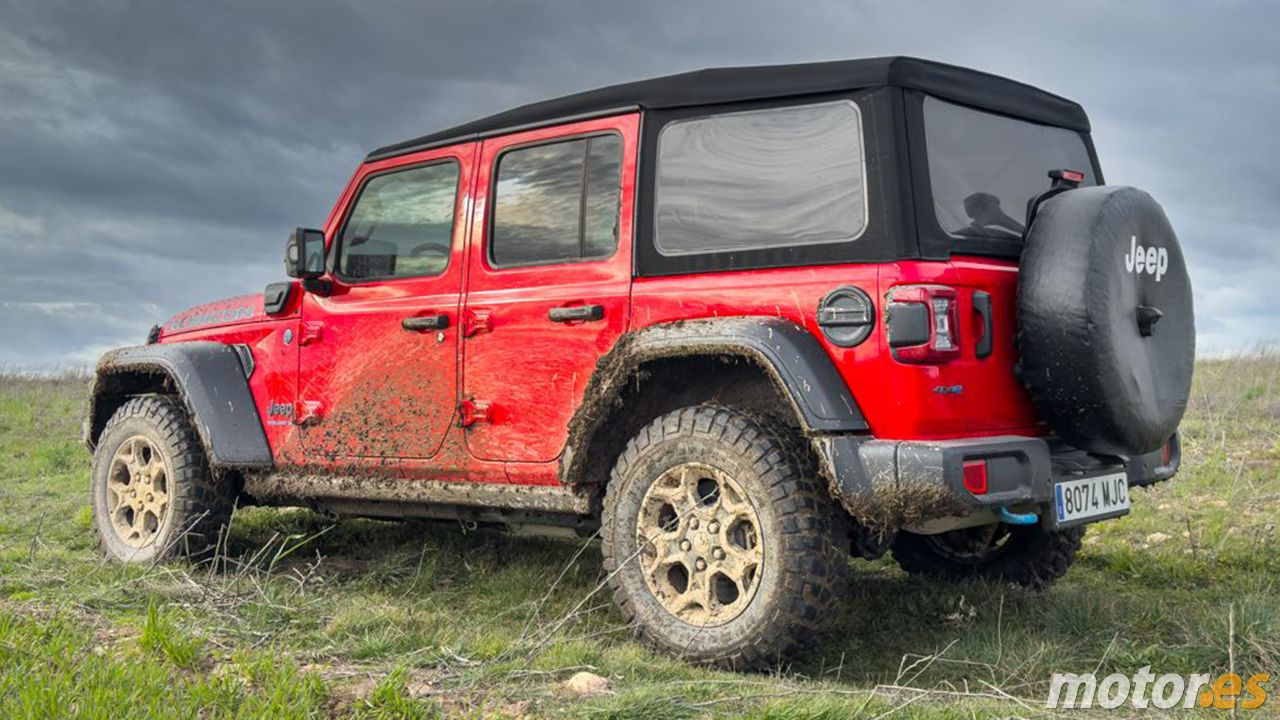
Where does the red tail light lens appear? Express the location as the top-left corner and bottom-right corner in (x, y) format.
(963, 460), (988, 495)
(887, 285), (961, 364)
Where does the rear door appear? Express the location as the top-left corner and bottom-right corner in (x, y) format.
(297, 143), (475, 462)
(461, 114), (638, 463)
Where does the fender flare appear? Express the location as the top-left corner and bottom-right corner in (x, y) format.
(561, 317), (867, 484)
(84, 342), (273, 469)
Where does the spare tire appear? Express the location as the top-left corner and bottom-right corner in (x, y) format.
(1018, 185), (1194, 457)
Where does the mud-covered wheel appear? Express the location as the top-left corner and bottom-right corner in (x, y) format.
(91, 395), (234, 563)
(601, 405), (849, 668)
(890, 522), (1084, 590)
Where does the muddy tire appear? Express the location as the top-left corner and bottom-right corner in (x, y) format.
(90, 395), (235, 563)
(891, 522), (1084, 590)
(601, 405), (849, 668)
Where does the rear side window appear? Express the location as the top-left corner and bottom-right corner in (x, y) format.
(490, 134), (622, 268)
(338, 161), (460, 281)
(655, 101), (866, 257)
(924, 96), (1096, 242)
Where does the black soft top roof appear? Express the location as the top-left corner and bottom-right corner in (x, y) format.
(367, 56), (1090, 161)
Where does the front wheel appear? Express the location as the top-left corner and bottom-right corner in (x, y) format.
(891, 522), (1084, 589)
(601, 406), (849, 668)
(90, 395), (235, 563)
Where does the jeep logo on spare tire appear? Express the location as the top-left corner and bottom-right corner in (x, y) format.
(1124, 235), (1169, 281)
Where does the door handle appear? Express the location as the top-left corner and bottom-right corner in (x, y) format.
(972, 291), (993, 359)
(401, 314), (449, 332)
(549, 304), (604, 323)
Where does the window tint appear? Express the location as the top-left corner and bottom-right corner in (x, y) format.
(924, 96), (1096, 241)
(338, 162), (460, 281)
(491, 134), (622, 267)
(655, 101), (866, 257)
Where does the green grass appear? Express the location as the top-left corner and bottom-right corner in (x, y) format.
(1, 356), (1278, 718)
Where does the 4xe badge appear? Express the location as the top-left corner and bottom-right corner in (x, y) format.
(1124, 235), (1168, 281)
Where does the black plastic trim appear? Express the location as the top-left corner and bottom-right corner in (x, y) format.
(886, 302), (930, 348)
(972, 290), (993, 359)
(815, 431), (1180, 520)
(86, 342), (273, 469)
(602, 317), (867, 432)
(263, 281), (293, 316)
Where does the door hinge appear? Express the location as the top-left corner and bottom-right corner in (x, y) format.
(463, 310), (492, 338)
(458, 398), (492, 427)
(299, 321), (325, 346)
(295, 400), (323, 425)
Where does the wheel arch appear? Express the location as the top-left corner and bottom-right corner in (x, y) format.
(85, 342), (273, 469)
(560, 317), (867, 500)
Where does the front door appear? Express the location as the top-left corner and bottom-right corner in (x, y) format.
(298, 143), (475, 463)
(462, 114), (638, 463)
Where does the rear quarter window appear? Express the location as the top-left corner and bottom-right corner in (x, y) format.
(654, 101), (867, 257)
(924, 96), (1096, 243)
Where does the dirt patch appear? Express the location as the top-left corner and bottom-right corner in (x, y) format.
(836, 481), (970, 532)
(243, 472), (590, 514)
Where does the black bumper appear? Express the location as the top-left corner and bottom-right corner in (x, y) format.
(814, 432), (1180, 528)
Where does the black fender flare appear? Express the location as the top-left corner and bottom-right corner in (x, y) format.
(561, 317), (867, 485)
(84, 342), (273, 469)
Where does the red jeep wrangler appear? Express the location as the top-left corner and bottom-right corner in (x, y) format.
(85, 57), (1194, 666)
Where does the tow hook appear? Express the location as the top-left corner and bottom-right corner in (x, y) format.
(997, 506), (1039, 526)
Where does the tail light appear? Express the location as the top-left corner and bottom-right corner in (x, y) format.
(887, 285), (961, 364)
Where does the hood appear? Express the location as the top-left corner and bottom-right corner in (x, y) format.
(159, 294), (267, 338)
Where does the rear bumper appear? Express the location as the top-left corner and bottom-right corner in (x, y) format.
(814, 431), (1180, 528)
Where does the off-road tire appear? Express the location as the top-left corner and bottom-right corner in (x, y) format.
(891, 522), (1084, 590)
(91, 395), (235, 563)
(601, 405), (849, 668)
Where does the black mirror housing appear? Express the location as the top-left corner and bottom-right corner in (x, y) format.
(285, 228), (327, 279)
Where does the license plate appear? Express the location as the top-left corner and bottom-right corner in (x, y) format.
(1053, 472), (1130, 526)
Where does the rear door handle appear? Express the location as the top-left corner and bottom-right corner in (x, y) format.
(972, 291), (993, 359)
(401, 314), (449, 332)
(549, 304), (604, 323)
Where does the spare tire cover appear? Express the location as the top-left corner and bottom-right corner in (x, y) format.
(1018, 185), (1194, 456)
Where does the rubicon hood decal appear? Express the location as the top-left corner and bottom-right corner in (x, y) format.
(162, 294), (264, 334)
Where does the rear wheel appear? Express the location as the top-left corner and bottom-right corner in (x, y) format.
(601, 406), (848, 668)
(91, 396), (235, 563)
(891, 522), (1084, 590)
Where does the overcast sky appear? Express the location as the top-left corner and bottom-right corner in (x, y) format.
(1, 1), (1275, 370)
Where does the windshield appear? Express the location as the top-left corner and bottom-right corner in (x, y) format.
(924, 96), (1096, 242)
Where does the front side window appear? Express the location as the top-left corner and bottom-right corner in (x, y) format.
(924, 96), (1096, 242)
(655, 101), (866, 257)
(490, 134), (622, 268)
(338, 161), (460, 281)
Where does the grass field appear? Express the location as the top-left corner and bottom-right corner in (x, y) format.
(1, 356), (1278, 718)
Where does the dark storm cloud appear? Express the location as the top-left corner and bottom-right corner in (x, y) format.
(1, 0), (1276, 368)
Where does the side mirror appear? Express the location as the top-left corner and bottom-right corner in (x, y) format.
(285, 228), (326, 279)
